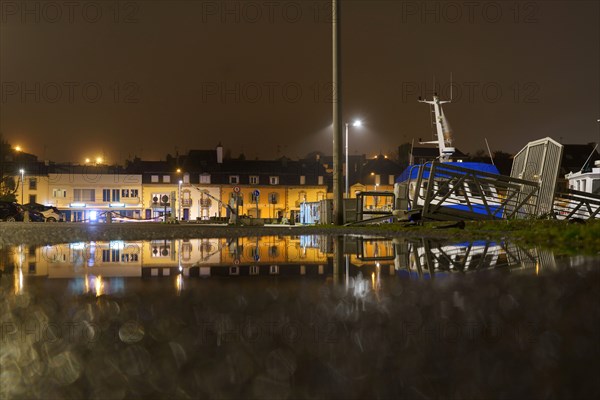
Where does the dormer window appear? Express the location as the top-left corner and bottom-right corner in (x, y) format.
(200, 174), (211, 184)
(269, 176), (279, 185)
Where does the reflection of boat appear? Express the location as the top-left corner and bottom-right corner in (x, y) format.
(393, 238), (553, 279)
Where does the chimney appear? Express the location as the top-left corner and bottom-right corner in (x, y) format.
(216, 143), (223, 164)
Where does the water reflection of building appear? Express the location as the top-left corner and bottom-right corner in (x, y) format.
(1, 236), (331, 279)
(0, 236), (561, 285)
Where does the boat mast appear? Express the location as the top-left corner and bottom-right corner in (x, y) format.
(418, 94), (455, 162)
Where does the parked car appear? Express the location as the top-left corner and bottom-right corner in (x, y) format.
(0, 201), (24, 222)
(27, 209), (46, 222)
(22, 203), (63, 222)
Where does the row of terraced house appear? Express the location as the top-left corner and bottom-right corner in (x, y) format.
(9, 145), (404, 223)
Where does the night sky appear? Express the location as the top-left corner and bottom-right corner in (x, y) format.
(1, 0), (599, 164)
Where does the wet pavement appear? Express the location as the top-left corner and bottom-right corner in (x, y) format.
(1, 235), (599, 399)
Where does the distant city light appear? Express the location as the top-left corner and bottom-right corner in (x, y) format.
(85, 158), (91, 163)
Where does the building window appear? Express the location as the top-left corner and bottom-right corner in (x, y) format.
(102, 250), (110, 263)
(112, 189), (120, 202)
(389, 175), (395, 185)
(250, 176), (259, 185)
(229, 176), (239, 184)
(102, 189), (110, 202)
(318, 176), (324, 185)
(163, 175), (171, 183)
(375, 175), (381, 185)
(151, 175), (159, 183)
(29, 195), (36, 204)
(200, 174), (211, 184)
(183, 173), (190, 184)
(29, 178), (37, 190)
(269, 246), (279, 257)
(53, 189), (67, 198)
(300, 175), (306, 185)
(74, 189), (95, 202)
(131, 189), (139, 198)
(268, 192), (279, 204)
(269, 176), (279, 185)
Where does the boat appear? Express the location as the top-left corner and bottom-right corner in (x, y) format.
(554, 157), (600, 220)
(394, 93), (503, 220)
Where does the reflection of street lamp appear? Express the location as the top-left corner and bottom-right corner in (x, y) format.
(19, 169), (24, 204)
(344, 119), (362, 198)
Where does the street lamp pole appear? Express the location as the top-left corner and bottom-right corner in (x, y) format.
(332, 0), (343, 225)
(19, 169), (24, 204)
(344, 119), (362, 199)
(345, 122), (349, 198)
(178, 180), (183, 221)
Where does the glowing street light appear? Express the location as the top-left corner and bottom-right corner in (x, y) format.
(15, 146), (22, 152)
(344, 119), (362, 198)
(96, 157), (103, 165)
(85, 158), (91, 164)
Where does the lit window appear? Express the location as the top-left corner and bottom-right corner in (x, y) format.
(269, 176), (279, 185)
(250, 176), (259, 185)
(229, 176), (239, 184)
(163, 175), (171, 183)
(318, 176), (324, 185)
(300, 176), (306, 185)
(151, 175), (159, 183)
(200, 174), (211, 184)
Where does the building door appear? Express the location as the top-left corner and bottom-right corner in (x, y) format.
(183, 208), (189, 221)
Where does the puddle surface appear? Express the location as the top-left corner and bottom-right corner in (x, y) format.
(1, 235), (599, 399)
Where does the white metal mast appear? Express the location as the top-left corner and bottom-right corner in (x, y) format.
(418, 93), (455, 162)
